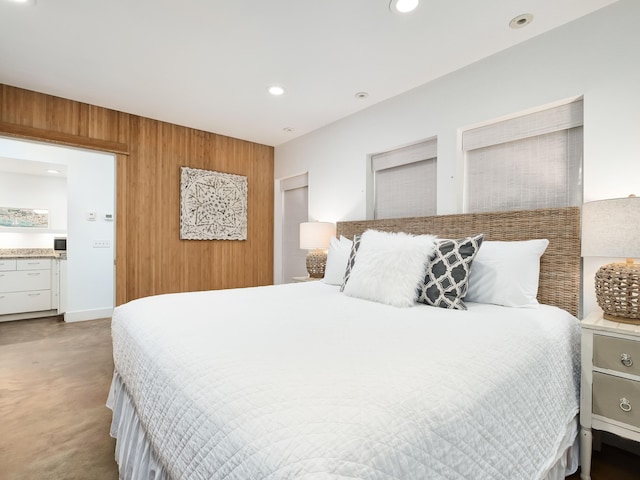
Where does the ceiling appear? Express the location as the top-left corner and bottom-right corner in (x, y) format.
(0, 0), (620, 147)
(0, 156), (67, 177)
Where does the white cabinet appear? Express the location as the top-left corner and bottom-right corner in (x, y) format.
(0, 270), (51, 292)
(17, 258), (52, 271)
(0, 291), (52, 314)
(0, 259), (17, 271)
(0, 258), (53, 316)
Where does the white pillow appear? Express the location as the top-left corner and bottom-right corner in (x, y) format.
(465, 239), (549, 307)
(322, 236), (353, 285)
(343, 230), (437, 307)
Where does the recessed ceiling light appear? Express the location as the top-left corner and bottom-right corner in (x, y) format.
(283, 127), (294, 133)
(8, 0), (36, 4)
(509, 13), (533, 29)
(354, 92), (369, 100)
(47, 169), (61, 174)
(389, 0), (419, 14)
(268, 85), (285, 96)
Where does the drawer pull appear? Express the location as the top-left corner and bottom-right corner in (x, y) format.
(27, 272), (41, 276)
(621, 353), (634, 367)
(27, 293), (41, 297)
(620, 397), (632, 413)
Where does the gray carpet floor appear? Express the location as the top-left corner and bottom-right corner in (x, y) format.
(0, 316), (118, 480)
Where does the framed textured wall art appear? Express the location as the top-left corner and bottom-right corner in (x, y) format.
(180, 167), (248, 240)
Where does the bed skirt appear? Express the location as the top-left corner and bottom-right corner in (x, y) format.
(107, 371), (170, 480)
(106, 371), (579, 480)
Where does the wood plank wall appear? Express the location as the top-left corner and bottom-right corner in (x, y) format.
(0, 84), (274, 305)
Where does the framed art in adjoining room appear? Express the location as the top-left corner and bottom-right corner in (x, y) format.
(0, 207), (49, 228)
(179, 166), (247, 241)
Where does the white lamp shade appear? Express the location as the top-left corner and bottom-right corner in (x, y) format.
(582, 196), (640, 258)
(300, 222), (335, 250)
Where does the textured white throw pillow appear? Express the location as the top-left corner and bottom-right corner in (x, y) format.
(465, 239), (549, 307)
(322, 236), (353, 285)
(343, 230), (437, 307)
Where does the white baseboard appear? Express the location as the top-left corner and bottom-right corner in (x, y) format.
(0, 310), (59, 322)
(64, 307), (114, 323)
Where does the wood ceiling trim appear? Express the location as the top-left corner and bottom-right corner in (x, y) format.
(0, 121), (129, 155)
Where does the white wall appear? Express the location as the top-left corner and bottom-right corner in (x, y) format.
(274, 0), (640, 317)
(0, 171), (67, 248)
(0, 137), (115, 322)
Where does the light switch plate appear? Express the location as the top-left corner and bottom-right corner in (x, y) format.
(92, 240), (111, 248)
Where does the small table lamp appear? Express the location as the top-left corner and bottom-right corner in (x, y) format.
(300, 221), (336, 278)
(582, 195), (640, 323)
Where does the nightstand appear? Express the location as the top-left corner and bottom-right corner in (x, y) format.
(292, 276), (321, 283)
(580, 310), (640, 480)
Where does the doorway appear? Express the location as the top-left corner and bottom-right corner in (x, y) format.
(0, 136), (116, 322)
(279, 173), (309, 283)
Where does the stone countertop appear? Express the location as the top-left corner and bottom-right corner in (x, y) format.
(0, 248), (66, 259)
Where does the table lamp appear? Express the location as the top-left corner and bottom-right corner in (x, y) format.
(299, 221), (336, 278)
(582, 195), (640, 323)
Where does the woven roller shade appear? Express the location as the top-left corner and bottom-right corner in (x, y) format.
(463, 99), (583, 213)
(371, 138), (437, 172)
(463, 99), (583, 151)
(372, 138), (437, 219)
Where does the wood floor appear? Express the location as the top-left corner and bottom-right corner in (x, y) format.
(568, 443), (640, 480)
(1, 316), (640, 479)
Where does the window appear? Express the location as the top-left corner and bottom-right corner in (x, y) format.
(463, 99), (583, 213)
(372, 138), (437, 219)
(280, 173), (308, 283)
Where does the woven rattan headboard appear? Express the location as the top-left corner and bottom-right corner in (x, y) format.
(336, 207), (581, 317)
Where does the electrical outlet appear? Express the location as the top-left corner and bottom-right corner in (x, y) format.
(92, 240), (111, 248)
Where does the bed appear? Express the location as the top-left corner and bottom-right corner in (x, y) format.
(108, 206), (582, 480)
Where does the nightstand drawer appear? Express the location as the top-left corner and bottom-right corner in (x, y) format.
(593, 372), (640, 428)
(594, 334), (640, 376)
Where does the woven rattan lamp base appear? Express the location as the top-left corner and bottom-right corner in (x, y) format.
(595, 262), (640, 324)
(306, 249), (328, 278)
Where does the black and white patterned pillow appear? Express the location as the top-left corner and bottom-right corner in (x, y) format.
(340, 234), (362, 292)
(417, 234), (484, 310)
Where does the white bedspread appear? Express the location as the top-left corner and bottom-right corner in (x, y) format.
(110, 282), (580, 480)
